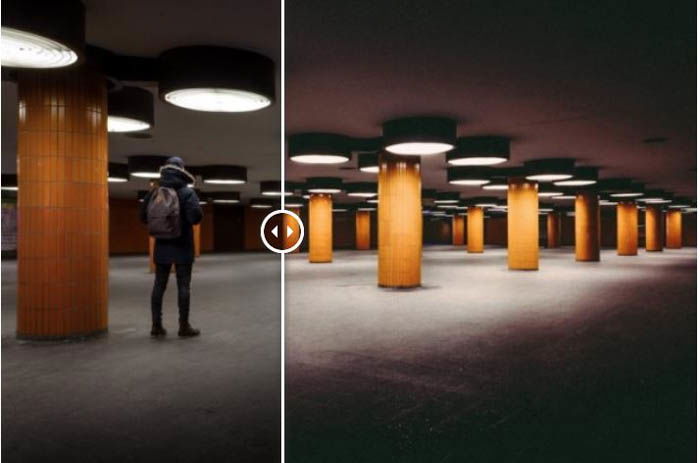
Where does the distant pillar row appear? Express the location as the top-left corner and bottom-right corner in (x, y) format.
(452, 215), (465, 246)
(308, 194), (333, 263)
(16, 67), (109, 339)
(507, 178), (538, 270)
(575, 191), (600, 262)
(616, 201), (638, 256)
(355, 210), (371, 250)
(546, 211), (561, 248)
(378, 153), (422, 288)
(467, 207), (484, 253)
(645, 205), (663, 252)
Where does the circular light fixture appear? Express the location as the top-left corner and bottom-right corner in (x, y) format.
(357, 206), (376, 212)
(447, 166), (492, 186)
(638, 189), (670, 203)
(524, 159), (575, 182)
(1, 173), (18, 191)
(470, 196), (500, 208)
(306, 177), (343, 194)
(158, 46), (274, 112)
(208, 191), (241, 204)
(434, 191), (460, 204)
(2, 0), (84, 69)
(358, 152), (379, 173)
(286, 196), (305, 208)
(437, 204), (457, 209)
(482, 178), (509, 190)
(128, 155), (169, 179)
(107, 162), (129, 183)
(553, 166), (598, 186)
(108, 86), (154, 133)
(288, 133), (351, 164)
(598, 178), (645, 198)
(669, 197), (692, 208)
(537, 183), (564, 197)
(446, 136), (510, 166)
(345, 182), (377, 198)
(259, 180), (290, 196)
(382, 116), (456, 155)
(553, 195), (576, 200)
(249, 197), (275, 209)
(199, 165), (247, 185)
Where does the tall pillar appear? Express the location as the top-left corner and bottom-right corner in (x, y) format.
(616, 201), (638, 255)
(645, 205), (663, 251)
(308, 194), (333, 262)
(378, 153), (421, 288)
(149, 236), (156, 273)
(467, 207), (484, 253)
(193, 224), (201, 257)
(355, 210), (371, 250)
(452, 215), (465, 246)
(575, 191), (600, 261)
(546, 211), (561, 248)
(665, 209), (682, 249)
(16, 67), (108, 339)
(507, 178), (538, 270)
(284, 207), (301, 253)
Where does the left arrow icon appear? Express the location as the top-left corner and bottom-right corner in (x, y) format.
(271, 225), (279, 238)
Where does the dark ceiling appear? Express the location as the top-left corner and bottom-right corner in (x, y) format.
(2, 0), (281, 200)
(285, 0), (696, 201)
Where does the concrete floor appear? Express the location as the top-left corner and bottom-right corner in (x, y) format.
(286, 246), (697, 462)
(2, 253), (281, 463)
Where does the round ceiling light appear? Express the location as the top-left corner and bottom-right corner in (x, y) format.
(286, 196), (305, 208)
(158, 46), (274, 112)
(669, 198), (692, 208)
(259, 180), (291, 197)
(434, 191), (460, 204)
(358, 152), (379, 173)
(446, 136), (510, 166)
(306, 177), (343, 194)
(553, 166), (598, 186)
(345, 182), (377, 198)
(249, 197), (275, 209)
(108, 86), (154, 133)
(537, 184), (564, 197)
(208, 191), (241, 204)
(108, 162), (129, 183)
(1, 0), (84, 69)
(524, 159), (575, 182)
(447, 166), (492, 186)
(199, 165), (247, 185)
(1, 173), (18, 191)
(598, 178), (645, 198)
(289, 133), (351, 164)
(470, 196), (500, 208)
(482, 178), (508, 190)
(128, 155), (169, 179)
(382, 116), (456, 155)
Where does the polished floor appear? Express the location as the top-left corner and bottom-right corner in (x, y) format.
(286, 246), (697, 462)
(2, 253), (281, 463)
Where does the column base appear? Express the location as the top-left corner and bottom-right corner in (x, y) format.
(17, 328), (108, 342)
(617, 252), (638, 256)
(309, 260), (333, 263)
(378, 283), (421, 289)
(508, 267), (538, 271)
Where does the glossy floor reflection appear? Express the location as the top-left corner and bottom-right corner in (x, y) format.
(2, 253), (281, 463)
(286, 246), (696, 462)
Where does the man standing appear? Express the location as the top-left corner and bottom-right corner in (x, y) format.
(140, 157), (203, 337)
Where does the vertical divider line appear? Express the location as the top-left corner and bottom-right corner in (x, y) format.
(280, 0), (286, 459)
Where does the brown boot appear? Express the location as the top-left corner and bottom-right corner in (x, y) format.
(150, 323), (167, 337)
(178, 321), (200, 337)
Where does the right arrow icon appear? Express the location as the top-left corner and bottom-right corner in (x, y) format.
(286, 225), (294, 238)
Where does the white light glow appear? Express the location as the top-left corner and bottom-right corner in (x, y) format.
(538, 192), (564, 197)
(1, 27), (77, 69)
(347, 192), (376, 198)
(1, 186), (18, 191)
(131, 172), (160, 179)
(262, 191), (293, 196)
(212, 199), (240, 204)
(385, 142), (453, 156)
(437, 204), (457, 209)
(367, 198), (379, 204)
(107, 116), (150, 133)
(448, 157), (508, 166)
(482, 184), (508, 190)
(526, 174), (572, 182)
(287, 202), (304, 207)
(308, 188), (341, 194)
(644, 199), (671, 204)
(553, 195), (576, 200)
(610, 192), (644, 198)
(358, 207), (376, 211)
(164, 88), (270, 112)
(204, 179), (245, 185)
(291, 154), (349, 164)
(538, 208), (554, 212)
(475, 203), (499, 208)
(449, 180), (490, 186)
(669, 204), (691, 208)
(553, 179), (597, 186)
(107, 177), (128, 183)
(332, 208), (348, 212)
(433, 199), (459, 204)
(359, 166), (379, 173)
(251, 204), (273, 209)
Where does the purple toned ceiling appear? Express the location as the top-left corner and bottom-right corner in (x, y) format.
(285, 0), (696, 201)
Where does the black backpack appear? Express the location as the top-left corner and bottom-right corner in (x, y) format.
(147, 187), (181, 239)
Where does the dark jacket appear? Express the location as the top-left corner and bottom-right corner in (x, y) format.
(140, 167), (203, 264)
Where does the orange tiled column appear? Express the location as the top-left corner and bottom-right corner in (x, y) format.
(452, 215), (465, 246)
(193, 224), (201, 257)
(378, 153), (422, 288)
(645, 205), (663, 252)
(16, 67), (109, 339)
(546, 211), (561, 248)
(616, 201), (638, 255)
(467, 207), (484, 253)
(284, 207), (301, 253)
(575, 191), (600, 261)
(665, 209), (682, 249)
(507, 178), (538, 270)
(355, 210), (371, 250)
(309, 194), (333, 262)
